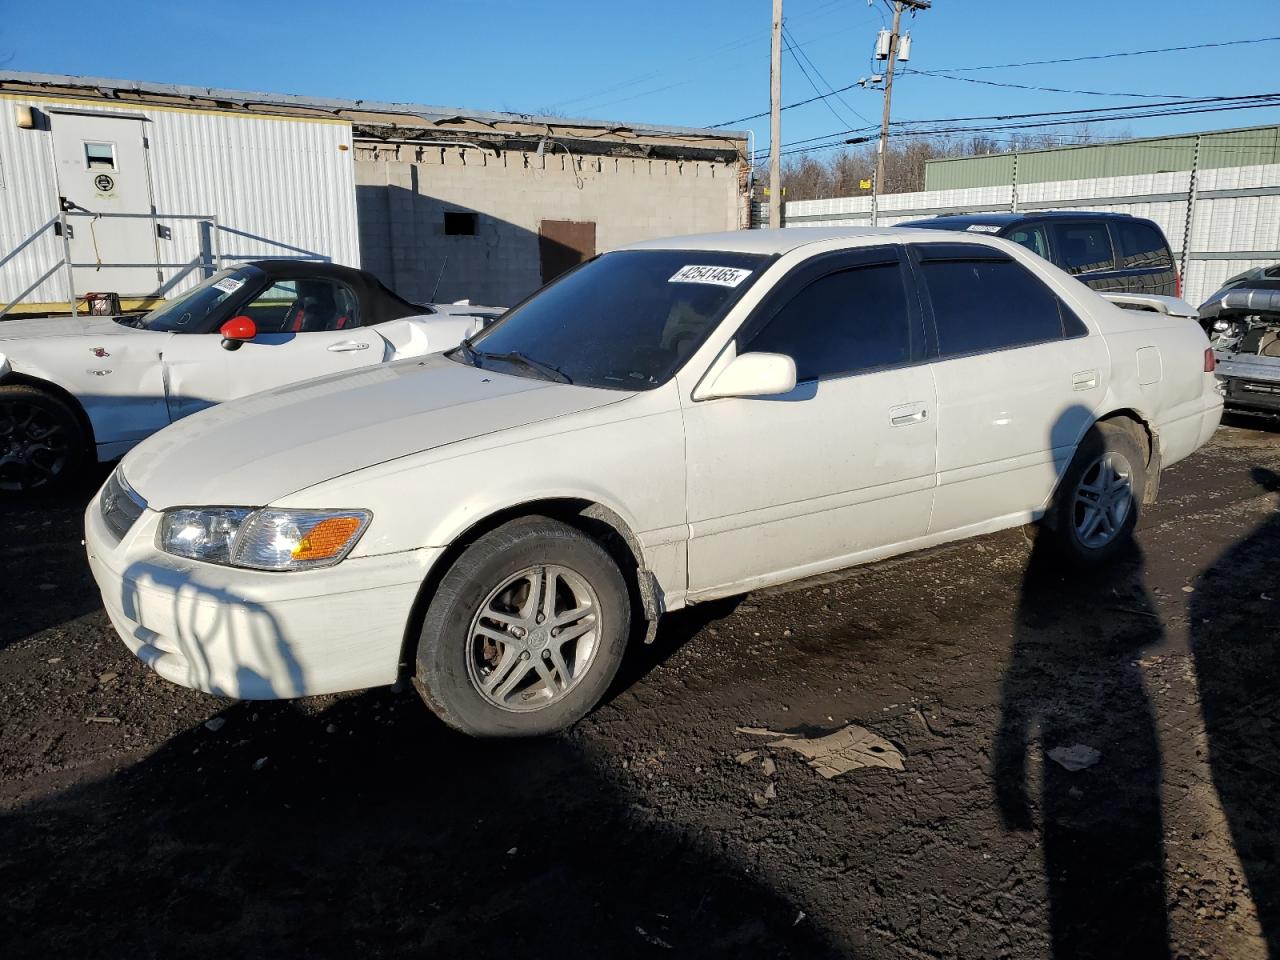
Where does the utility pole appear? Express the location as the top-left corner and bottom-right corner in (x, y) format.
(874, 0), (929, 200)
(769, 0), (783, 228)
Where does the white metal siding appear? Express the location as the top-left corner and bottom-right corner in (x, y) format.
(0, 104), (63, 306)
(1, 95), (357, 306)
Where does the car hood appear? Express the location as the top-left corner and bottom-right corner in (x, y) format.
(122, 354), (632, 509)
(0, 315), (140, 342)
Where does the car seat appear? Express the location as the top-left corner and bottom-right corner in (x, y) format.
(287, 281), (344, 333)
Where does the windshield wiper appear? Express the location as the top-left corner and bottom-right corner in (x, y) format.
(475, 350), (572, 384)
(454, 337), (481, 366)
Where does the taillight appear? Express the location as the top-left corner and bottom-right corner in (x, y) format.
(1204, 347), (1216, 373)
(1175, 270), (1183, 299)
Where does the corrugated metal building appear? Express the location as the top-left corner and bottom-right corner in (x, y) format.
(785, 123), (1280, 305)
(0, 72), (749, 314)
(924, 125), (1280, 191)
(0, 75), (359, 314)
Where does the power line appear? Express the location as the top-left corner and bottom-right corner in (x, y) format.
(762, 96), (1280, 159)
(901, 68), (1198, 100)
(775, 105), (1280, 158)
(710, 81), (869, 129)
(922, 36), (1280, 73)
(782, 24), (864, 132)
(784, 23), (877, 127)
(716, 35), (1280, 131)
(765, 92), (1280, 153)
(549, 0), (875, 116)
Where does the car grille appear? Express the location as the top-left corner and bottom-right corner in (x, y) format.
(101, 469), (147, 543)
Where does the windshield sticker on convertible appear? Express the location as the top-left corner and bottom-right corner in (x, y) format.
(668, 265), (753, 287)
(212, 277), (244, 294)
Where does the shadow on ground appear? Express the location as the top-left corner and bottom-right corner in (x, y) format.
(996, 538), (1169, 959)
(1191, 467), (1280, 954)
(995, 413), (1170, 958)
(0, 463), (112, 650)
(0, 611), (836, 959)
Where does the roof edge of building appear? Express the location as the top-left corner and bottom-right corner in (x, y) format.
(0, 70), (749, 144)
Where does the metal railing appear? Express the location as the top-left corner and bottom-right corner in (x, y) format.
(0, 210), (330, 319)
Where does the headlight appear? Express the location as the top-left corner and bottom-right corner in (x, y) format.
(157, 507), (371, 571)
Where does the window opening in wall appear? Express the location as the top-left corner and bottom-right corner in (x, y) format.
(84, 142), (117, 170)
(444, 211), (478, 236)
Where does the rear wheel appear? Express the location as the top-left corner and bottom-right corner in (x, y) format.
(1042, 420), (1148, 565)
(0, 385), (86, 493)
(414, 516), (631, 737)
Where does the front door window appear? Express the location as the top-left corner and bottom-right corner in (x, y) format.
(240, 278), (361, 333)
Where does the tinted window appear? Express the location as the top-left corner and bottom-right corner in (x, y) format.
(1114, 221), (1173, 270)
(241, 278), (361, 333)
(1050, 222), (1114, 275)
(921, 257), (1075, 356)
(1004, 223), (1049, 259)
(464, 250), (768, 390)
(746, 262), (912, 381)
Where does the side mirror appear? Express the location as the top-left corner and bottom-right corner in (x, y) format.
(219, 315), (256, 351)
(699, 351), (797, 400)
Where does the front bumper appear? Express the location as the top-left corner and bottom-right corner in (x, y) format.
(85, 487), (441, 700)
(1216, 352), (1280, 415)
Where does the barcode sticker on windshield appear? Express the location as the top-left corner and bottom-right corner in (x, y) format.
(213, 277), (244, 294)
(964, 224), (1002, 234)
(668, 265), (752, 287)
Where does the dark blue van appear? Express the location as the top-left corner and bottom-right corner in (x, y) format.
(900, 211), (1180, 298)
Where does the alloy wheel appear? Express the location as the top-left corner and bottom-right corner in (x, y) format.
(466, 564), (603, 712)
(1072, 452), (1135, 549)
(0, 399), (71, 492)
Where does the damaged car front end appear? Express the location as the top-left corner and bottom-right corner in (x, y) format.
(1200, 283), (1280, 418)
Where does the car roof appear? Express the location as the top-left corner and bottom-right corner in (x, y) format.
(243, 259), (372, 284)
(902, 211), (1146, 228)
(620, 226), (962, 255)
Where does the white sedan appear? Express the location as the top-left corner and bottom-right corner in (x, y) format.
(0, 260), (500, 491)
(85, 228), (1223, 736)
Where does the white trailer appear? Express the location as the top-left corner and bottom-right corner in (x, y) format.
(1, 72), (359, 316)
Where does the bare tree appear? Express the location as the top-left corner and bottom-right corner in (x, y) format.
(780, 127), (1126, 202)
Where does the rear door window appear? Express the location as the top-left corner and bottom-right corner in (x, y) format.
(915, 246), (1085, 357)
(1003, 222), (1050, 260)
(1113, 221), (1173, 270)
(1049, 222), (1115, 275)
(745, 259), (914, 381)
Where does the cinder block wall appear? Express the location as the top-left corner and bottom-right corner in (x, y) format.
(355, 145), (746, 307)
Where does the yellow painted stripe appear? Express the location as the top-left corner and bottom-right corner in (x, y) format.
(0, 89), (351, 127)
(1, 298), (165, 316)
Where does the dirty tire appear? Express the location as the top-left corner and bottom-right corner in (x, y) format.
(1042, 420), (1148, 566)
(0, 385), (86, 493)
(414, 516), (631, 737)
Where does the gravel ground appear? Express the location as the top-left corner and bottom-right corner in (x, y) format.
(2, 420), (1279, 959)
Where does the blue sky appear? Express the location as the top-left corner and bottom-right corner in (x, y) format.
(4, 0), (1280, 158)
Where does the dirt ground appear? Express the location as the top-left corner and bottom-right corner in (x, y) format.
(2, 419), (1279, 959)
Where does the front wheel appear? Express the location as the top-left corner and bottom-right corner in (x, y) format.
(0, 385), (86, 493)
(1042, 420), (1148, 566)
(413, 516), (631, 737)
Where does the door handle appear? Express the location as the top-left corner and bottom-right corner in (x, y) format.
(889, 402), (929, 427)
(1072, 369), (1099, 391)
(327, 341), (370, 353)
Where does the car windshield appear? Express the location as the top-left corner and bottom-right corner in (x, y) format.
(124, 266), (265, 333)
(453, 250), (770, 390)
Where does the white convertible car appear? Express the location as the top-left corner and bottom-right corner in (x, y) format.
(0, 260), (500, 491)
(85, 228), (1223, 736)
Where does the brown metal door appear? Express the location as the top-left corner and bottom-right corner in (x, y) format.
(539, 220), (596, 285)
